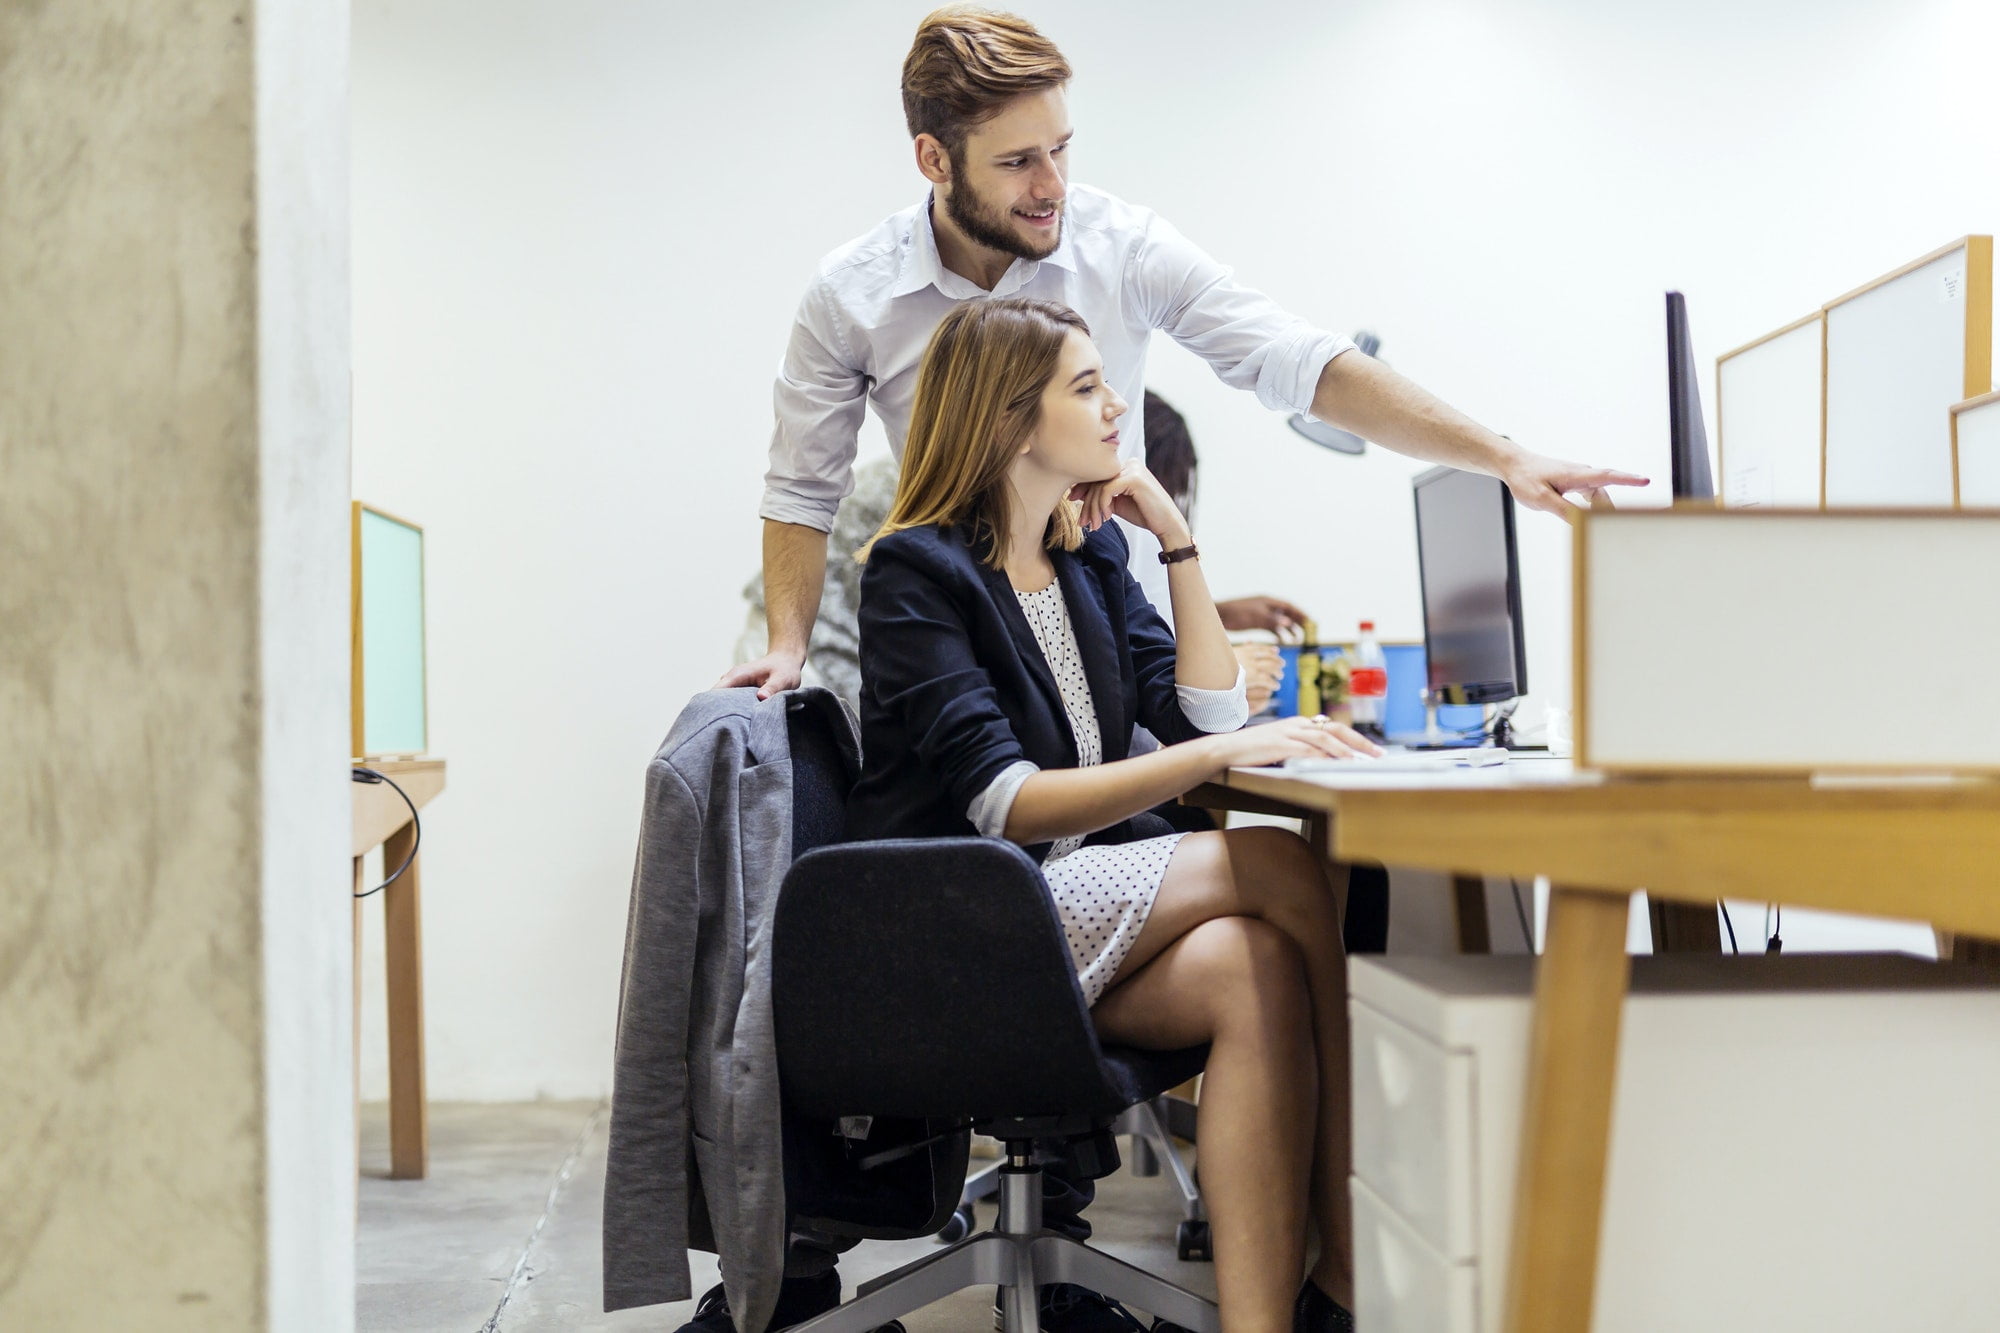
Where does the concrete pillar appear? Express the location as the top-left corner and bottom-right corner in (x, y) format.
(0, 2), (352, 1328)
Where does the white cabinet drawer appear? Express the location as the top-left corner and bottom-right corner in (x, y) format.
(1353, 1176), (1480, 1333)
(1350, 1000), (1478, 1259)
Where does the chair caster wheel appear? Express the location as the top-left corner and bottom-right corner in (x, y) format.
(937, 1204), (975, 1243)
(1175, 1218), (1212, 1261)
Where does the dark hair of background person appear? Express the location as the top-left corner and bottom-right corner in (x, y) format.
(1143, 391), (1198, 522)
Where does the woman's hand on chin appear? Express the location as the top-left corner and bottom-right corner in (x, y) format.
(1069, 461), (1191, 547)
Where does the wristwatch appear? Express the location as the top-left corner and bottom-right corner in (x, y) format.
(1158, 542), (1200, 565)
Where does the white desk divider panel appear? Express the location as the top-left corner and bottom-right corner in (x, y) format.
(1822, 236), (1992, 508)
(1716, 312), (1823, 507)
(1574, 509), (2000, 773)
(1953, 389), (2000, 507)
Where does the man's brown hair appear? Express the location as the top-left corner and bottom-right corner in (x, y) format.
(901, 6), (1071, 161)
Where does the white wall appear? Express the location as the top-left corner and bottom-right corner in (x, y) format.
(353, 0), (2000, 1100)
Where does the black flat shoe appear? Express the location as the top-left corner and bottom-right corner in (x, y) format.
(993, 1282), (1149, 1333)
(1294, 1277), (1356, 1333)
(675, 1270), (879, 1333)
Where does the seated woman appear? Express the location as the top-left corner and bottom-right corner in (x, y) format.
(848, 297), (1379, 1333)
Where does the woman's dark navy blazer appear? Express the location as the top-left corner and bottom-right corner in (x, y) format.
(847, 519), (1208, 863)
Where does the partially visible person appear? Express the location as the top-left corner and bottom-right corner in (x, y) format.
(734, 456), (900, 716)
(1142, 390), (1306, 713)
(1141, 391), (1392, 953)
(852, 297), (1376, 1332)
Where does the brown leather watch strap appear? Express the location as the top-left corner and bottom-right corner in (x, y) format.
(1158, 542), (1200, 565)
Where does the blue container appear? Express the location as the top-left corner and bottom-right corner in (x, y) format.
(1261, 640), (1487, 734)
(1272, 645), (1301, 717)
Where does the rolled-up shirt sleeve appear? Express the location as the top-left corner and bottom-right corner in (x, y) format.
(1175, 665), (1250, 733)
(760, 280), (869, 532)
(966, 759), (1040, 839)
(1131, 213), (1356, 420)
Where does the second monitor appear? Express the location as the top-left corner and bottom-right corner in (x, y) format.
(1411, 465), (1529, 740)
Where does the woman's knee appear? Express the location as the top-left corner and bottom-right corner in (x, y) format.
(1224, 828), (1339, 933)
(1180, 917), (1311, 1033)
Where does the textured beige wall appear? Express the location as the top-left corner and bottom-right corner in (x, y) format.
(0, 2), (345, 1326)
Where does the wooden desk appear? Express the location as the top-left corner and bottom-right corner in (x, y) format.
(1188, 759), (2000, 1333)
(352, 757), (445, 1180)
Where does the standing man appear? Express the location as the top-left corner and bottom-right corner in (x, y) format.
(723, 5), (1646, 701)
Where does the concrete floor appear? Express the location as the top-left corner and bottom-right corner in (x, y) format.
(358, 1102), (1218, 1332)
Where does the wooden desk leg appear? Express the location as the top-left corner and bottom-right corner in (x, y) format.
(1647, 897), (1720, 953)
(381, 822), (429, 1180)
(1503, 887), (1632, 1333)
(1451, 874), (1492, 954)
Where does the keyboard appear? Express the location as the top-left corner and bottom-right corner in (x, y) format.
(1283, 746), (1511, 773)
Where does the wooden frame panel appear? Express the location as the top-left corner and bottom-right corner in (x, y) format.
(1951, 388), (2000, 508)
(1821, 236), (1994, 508)
(1715, 311), (1823, 509)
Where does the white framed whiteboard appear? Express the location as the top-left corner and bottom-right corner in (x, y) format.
(1716, 312), (1823, 508)
(1954, 390), (2000, 507)
(1574, 509), (2000, 773)
(1822, 236), (1992, 508)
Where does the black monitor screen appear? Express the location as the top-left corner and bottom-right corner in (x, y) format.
(1412, 466), (1527, 705)
(1667, 291), (1715, 500)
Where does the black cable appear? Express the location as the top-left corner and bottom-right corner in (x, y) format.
(351, 766), (421, 899)
(1768, 904), (1783, 954)
(1509, 878), (1534, 952)
(1719, 901), (1740, 954)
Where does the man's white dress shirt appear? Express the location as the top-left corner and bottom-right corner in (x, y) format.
(759, 184), (1355, 614)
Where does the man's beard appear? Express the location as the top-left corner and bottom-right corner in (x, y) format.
(942, 175), (1062, 262)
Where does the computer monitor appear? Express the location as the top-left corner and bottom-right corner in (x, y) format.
(1667, 290), (1716, 501)
(1412, 465), (1528, 710)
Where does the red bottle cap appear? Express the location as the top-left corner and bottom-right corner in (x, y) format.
(1358, 620), (1375, 631)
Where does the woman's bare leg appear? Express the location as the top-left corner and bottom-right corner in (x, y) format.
(1109, 828), (1355, 1306)
(1092, 917), (1314, 1333)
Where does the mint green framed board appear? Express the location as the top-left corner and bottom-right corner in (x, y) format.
(352, 502), (429, 758)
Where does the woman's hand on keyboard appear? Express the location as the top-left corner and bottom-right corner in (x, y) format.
(1197, 715), (1381, 773)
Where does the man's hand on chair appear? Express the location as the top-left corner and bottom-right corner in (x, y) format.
(717, 648), (805, 700)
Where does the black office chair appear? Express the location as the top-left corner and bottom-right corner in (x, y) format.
(771, 699), (1222, 1333)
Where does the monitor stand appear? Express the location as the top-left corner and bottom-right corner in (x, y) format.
(1397, 701), (1547, 752)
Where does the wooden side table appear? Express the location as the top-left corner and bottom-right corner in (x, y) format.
(352, 757), (445, 1180)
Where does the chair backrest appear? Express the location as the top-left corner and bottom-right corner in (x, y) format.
(773, 692), (1205, 1123)
(787, 693), (856, 860)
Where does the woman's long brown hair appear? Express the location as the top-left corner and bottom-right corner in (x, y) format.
(859, 297), (1090, 568)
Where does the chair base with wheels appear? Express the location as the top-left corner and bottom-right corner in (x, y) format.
(795, 1120), (1219, 1333)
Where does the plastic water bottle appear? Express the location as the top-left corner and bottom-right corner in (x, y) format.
(1350, 621), (1388, 734)
(1295, 620), (1321, 718)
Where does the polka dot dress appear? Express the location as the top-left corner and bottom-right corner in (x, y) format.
(1015, 582), (1186, 1007)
